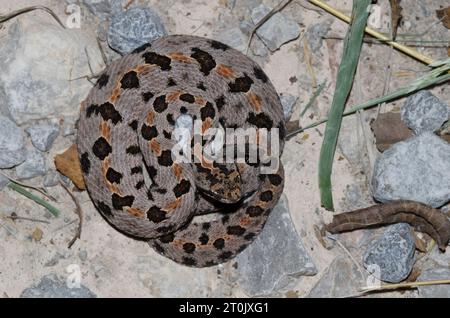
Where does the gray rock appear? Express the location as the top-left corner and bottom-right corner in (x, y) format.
(372, 132), (450, 207)
(81, 0), (126, 21)
(217, 27), (248, 53)
(0, 173), (10, 190)
(107, 7), (167, 55)
(43, 171), (61, 187)
(0, 115), (26, 168)
(307, 256), (364, 297)
(363, 223), (415, 283)
(26, 122), (59, 152)
(237, 195), (317, 296)
(418, 268), (450, 298)
(306, 20), (332, 52)
(401, 90), (449, 134)
(61, 116), (78, 137)
(280, 93), (298, 121)
(251, 4), (301, 51)
(20, 274), (96, 298)
(16, 148), (47, 179)
(0, 21), (104, 125)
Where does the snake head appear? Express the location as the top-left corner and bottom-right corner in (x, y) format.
(194, 162), (243, 204)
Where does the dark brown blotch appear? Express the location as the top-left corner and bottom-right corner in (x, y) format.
(142, 52), (171, 71)
(126, 145), (141, 155)
(153, 95), (168, 113)
(246, 205), (264, 217)
(142, 91), (154, 103)
(141, 124), (158, 141)
(132, 42), (151, 54)
(179, 93), (195, 103)
(247, 112), (273, 129)
(182, 257), (197, 266)
(200, 102), (216, 121)
(106, 167), (123, 184)
(227, 225), (246, 236)
(147, 206), (167, 223)
(120, 71), (140, 89)
(92, 137), (112, 160)
(135, 180), (145, 190)
(111, 193), (134, 210)
(158, 150), (173, 167)
(191, 47), (216, 76)
(97, 201), (112, 217)
(183, 243), (196, 254)
(259, 190), (273, 202)
(173, 179), (191, 198)
(215, 95), (225, 111)
(253, 66), (268, 83)
(213, 238), (225, 250)
(209, 40), (229, 51)
(199, 233), (209, 245)
(96, 73), (109, 88)
(229, 74), (253, 93)
(80, 152), (90, 174)
(268, 174), (283, 186)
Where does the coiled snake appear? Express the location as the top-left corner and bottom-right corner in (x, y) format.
(77, 35), (285, 267)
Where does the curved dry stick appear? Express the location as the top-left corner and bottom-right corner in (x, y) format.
(0, 5), (65, 28)
(326, 200), (450, 251)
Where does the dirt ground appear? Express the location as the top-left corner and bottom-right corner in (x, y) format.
(0, 0), (449, 298)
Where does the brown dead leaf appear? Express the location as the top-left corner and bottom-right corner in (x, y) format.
(412, 231), (427, 253)
(436, 6), (450, 29)
(389, 0), (403, 40)
(54, 144), (85, 190)
(371, 112), (412, 152)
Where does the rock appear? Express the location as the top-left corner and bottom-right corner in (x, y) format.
(372, 132), (450, 207)
(217, 27), (248, 53)
(0, 115), (26, 168)
(26, 122), (59, 152)
(307, 256), (364, 297)
(0, 20), (104, 125)
(251, 4), (301, 51)
(107, 7), (167, 55)
(363, 223), (415, 283)
(280, 93), (298, 121)
(43, 171), (62, 187)
(306, 20), (332, 52)
(16, 149), (47, 180)
(80, 0), (126, 21)
(418, 268), (450, 298)
(0, 173), (10, 190)
(61, 116), (78, 137)
(236, 195), (317, 296)
(20, 274), (96, 298)
(401, 90), (449, 134)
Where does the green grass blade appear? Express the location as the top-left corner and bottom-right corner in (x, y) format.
(286, 64), (450, 139)
(7, 182), (60, 217)
(318, 0), (372, 211)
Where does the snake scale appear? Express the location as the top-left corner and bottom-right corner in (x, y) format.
(77, 35), (285, 267)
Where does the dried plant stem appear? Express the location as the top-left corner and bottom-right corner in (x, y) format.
(0, 5), (65, 28)
(360, 279), (450, 293)
(308, 0), (434, 65)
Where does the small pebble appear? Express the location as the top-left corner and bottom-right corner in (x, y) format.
(363, 223), (415, 283)
(0, 115), (26, 168)
(401, 90), (449, 135)
(16, 148), (47, 180)
(26, 122), (59, 152)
